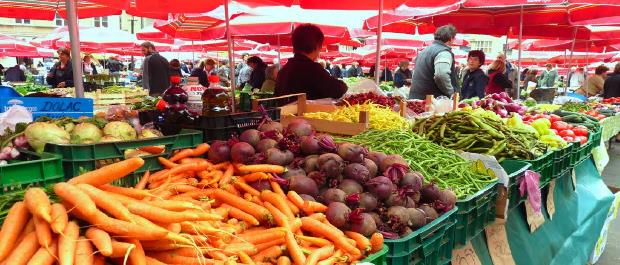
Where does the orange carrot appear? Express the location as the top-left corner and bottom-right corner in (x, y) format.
(145, 256), (168, 265)
(261, 190), (294, 220)
(290, 218), (302, 233)
(344, 231), (371, 253)
(68, 157), (145, 187)
(241, 172), (270, 183)
(170, 143), (210, 162)
(252, 245), (283, 263)
(287, 191), (305, 210)
(138, 145), (166, 154)
(148, 169), (169, 183)
(218, 164), (234, 186)
(158, 157), (179, 168)
(76, 184), (134, 222)
(99, 185), (152, 199)
(108, 241), (135, 258)
(15, 218), (35, 247)
(303, 201), (327, 213)
(53, 182), (98, 217)
(126, 201), (220, 223)
(234, 180), (261, 197)
(277, 256), (291, 265)
(147, 252), (212, 264)
(212, 190), (271, 223)
(221, 204), (260, 226)
(3, 231), (39, 264)
(317, 250), (342, 265)
(211, 161), (231, 171)
(59, 221), (79, 265)
(285, 231), (306, 265)
(33, 215), (52, 248)
(263, 202), (289, 228)
(252, 238), (285, 254)
(49, 203), (68, 234)
(237, 164), (285, 174)
(142, 199), (201, 212)
(75, 236), (94, 265)
(297, 235), (332, 247)
(238, 251), (256, 265)
(84, 211), (168, 241)
(300, 217), (360, 256)
(85, 227), (113, 257)
(28, 240), (58, 265)
(24, 187), (52, 222)
(369, 233), (384, 254)
(238, 229), (286, 245)
(93, 254), (106, 265)
(126, 239), (146, 265)
(306, 245), (335, 265)
(0, 201), (31, 261)
(135, 171), (151, 190)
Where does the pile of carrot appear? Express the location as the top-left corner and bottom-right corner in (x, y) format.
(0, 143), (384, 265)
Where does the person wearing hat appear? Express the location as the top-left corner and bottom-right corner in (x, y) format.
(46, 47), (74, 88)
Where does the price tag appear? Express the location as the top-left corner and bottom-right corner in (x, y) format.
(452, 242), (482, 265)
(525, 200), (545, 233)
(572, 169), (578, 192)
(485, 219), (515, 265)
(547, 180), (556, 220)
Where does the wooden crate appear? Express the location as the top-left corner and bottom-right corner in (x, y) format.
(252, 93), (370, 136)
(84, 89), (148, 112)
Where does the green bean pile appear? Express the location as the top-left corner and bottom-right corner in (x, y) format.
(337, 130), (496, 199)
(413, 111), (547, 161)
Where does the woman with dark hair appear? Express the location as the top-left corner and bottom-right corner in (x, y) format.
(604, 63), (620, 99)
(169, 59), (183, 77)
(190, 59), (209, 87)
(247, 56), (267, 89)
(578, 65), (608, 97)
(46, 47), (74, 88)
(461, 50), (488, 99)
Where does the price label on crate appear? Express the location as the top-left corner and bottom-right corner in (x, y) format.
(547, 180), (556, 220)
(485, 219), (515, 265)
(452, 242), (482, 265)
(525, 200), (545, 233)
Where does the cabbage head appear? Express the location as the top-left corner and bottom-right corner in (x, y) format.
(24, 122), (70, 153)
(71, 123), (103, 144)
(103, 121), (137, 141)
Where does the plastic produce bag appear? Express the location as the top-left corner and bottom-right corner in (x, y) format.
(0, 105), (32, 134)
(345, 78), (388, 96)
(433, 96), (453, 113)
(519, 170), (542, 213)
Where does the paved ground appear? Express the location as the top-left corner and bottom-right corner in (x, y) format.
(595, 143), (620, 265)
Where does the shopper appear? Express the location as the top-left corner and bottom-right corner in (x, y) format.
(190, 60), (209, 87)
(4, 64), (25, 82)
(247, 56), (267, 90)
(348, 62), (362, 77)
(577, 65), (608, 97)
(380, 67), (393, 82)
(169, 59), (183, 77)
(106, 56), (122, 83)
(330, 64), (342, 78)
(275, 24), (347, 100)
(237, 54), (252, 89)
(46, 48), (74, 88)
(409, 25), (458, 99)
(485, 59), (512, 95)
(520, 68), (529, 82)
(261, 64), (279, 93)
(604, 63), (620, 99)
(461, 50), (488, 99)
(140, 41), (170, 96)
(368, 64), (376, 78)
(83, 54), (97, 75)
(538, 63), (558, 88)
(217, 60), (230, 87)
(567, 67), (586, 88)
(393, 61), (412, 88)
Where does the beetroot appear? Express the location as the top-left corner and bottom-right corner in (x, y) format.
(307, 171), (328, 187)
(405, 197), (417, 208)
(369, 212), (384, 227)
(366, 176), (394, 200)
(379, 154), (408, 172)
(265, 148), (288, 165)
(255, 138), (277, 153)
(419, 204), (439, 222)
(400, 172), (424, 191)
(359, 192), (378, 212)
(343, 163), (371, 183)
(300, 136), (321, 155)
(419, 183), (442, 204)
(282, 168), (306, 179)
(299, 194), (316, 202)
(258, 121), (283, 133)
(436, 189), (457, 213)
(387, 206), (409, 232)
(407, 208), (427, 228)
(383, 163), (410, 183)
(322, 188), (346, 204)
(287, 122), (313, 138)
(337, 143), (365, 163)
(289, 175), (318, 197)
(248, 180), (272, 191)
(385, 192), (407, 207)
(240, 129), (261, 147)
(287, 117), (310, 126)
(302, 155), (319, 173)
(363, 158), (378, 178)
(349, 212), (377, 236)
(231, 142), (255, 164)
(316, 134), (337, 153)
(318, 153), (344, 178)
(325, 202), (351, 228)
(366, 151), (387, 167)
(283, 150), (294, 165)
(339, 179), (363, 196)
(207, 140), (231, 163)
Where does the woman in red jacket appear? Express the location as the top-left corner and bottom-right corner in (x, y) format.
(485, 59), (513, 95)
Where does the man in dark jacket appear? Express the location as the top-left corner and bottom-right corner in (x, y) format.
(4, 64), (25, 82)
(393, 61), (412, 88)
(604, 63), (620, 99)
(409, 25), (458, 99)
(461, 50), (489, 99)
(330, 64), (342, 78)
(140, 42), (170, 96)
(275, 24), (347, 100)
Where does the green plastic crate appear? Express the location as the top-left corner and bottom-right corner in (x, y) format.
(384, 207), (457, 265)
(453, 181), (498, 247)
(551, 143), (573, 180)
(363, 245), (388, 265)
(0, 150), (64, 193)
(506, 150), (553, 187)
(573, 133), (595, 165)
(45, 129), (203, 182)
(500, 160), (531, 211)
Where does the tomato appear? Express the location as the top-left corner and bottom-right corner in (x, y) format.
(597, 114), (606, 120)
(551, 121), (569, 131)
(586, 110), (598, 117)
(573, 127), (589, 137)
(559, 129), (576, 138)
(567, 124), (574, 129)
(549, 114), (562, 123)
(156, 99), (168, 111)
(575, 136), (588, 145)
(562, 136), (575, 142)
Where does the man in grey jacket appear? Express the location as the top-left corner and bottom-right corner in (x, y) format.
(409, 25), (458, 99)
(140, 42), (170, 96)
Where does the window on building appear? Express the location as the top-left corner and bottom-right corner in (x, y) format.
(15, 19), (31, 24)
(470, 40), (493, 54)
(55, 14), (65, 26)
(94, 17), (108, 28)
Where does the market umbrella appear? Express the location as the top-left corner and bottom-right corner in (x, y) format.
(133, 0), (292, 14)
(177, 40), (258, 52)
(136, 26), (175, 44)
(0, 47), (55, 58)
(0, 0), (125, 20)
(152, 3), (247, 40)
(0, 33), (38, 52)
(365, 32), (469, 47)
(510, 39), (620, 53)
(55, 27), (138, 51)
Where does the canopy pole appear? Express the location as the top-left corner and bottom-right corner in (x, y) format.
(65, 0), (84, 98)
(224, 0), (236, 113)
(374, 0), (384, 84)
(566, 28), (577, 94)
(516, 5), (523, 100)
